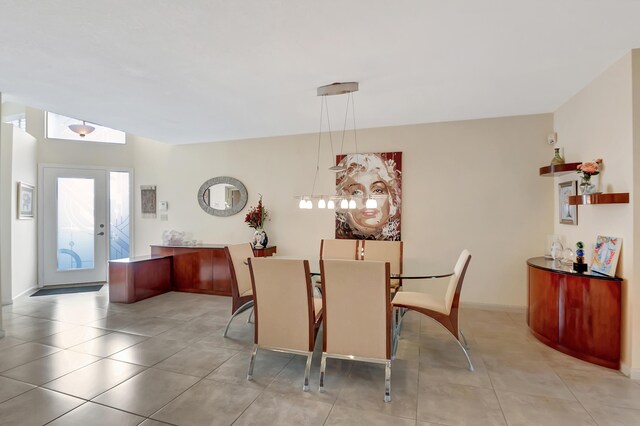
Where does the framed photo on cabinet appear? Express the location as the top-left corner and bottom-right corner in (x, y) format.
(559, 181), (577, 225)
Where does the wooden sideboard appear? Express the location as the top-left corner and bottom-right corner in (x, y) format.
(150, 244), (276, 297)
(527, 257), (621, 369)
(109, 255), (172, 303)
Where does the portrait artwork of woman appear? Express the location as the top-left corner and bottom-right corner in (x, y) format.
(335, 152), (402, 241)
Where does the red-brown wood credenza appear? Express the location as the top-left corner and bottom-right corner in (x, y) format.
(109, 245), (276, 303)
(150, 244), (276, 297)
(527, 257), (621, 369)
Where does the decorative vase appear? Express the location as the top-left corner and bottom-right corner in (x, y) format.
(550, 148), (565, 165)
(579, 175), (596, 195)
(251, 228), (268, 249)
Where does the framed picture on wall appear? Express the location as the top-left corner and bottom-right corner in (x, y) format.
(18, 182), (35, 219)
(559, 181), (577, 225)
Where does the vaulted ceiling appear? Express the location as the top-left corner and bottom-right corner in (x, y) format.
(1, 1), (639, 144)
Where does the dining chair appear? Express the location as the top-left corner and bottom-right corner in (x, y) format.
(316, 239), (361, 290)
(320, 259), (393, 402)
(247, 258), (322, 391)
(361, 240), (403, 290)
(320, 239), (360, 260)
(223, 243), (255, 337)
(392, 250), (473, 371)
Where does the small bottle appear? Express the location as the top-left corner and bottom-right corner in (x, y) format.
(550, 148), (565, 165)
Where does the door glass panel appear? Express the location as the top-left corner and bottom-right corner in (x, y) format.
(57, 178), (95, 270)
(109, 171), (130, 260)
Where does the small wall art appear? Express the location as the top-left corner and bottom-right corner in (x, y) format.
(559, 181), (577, 225)
(141, 185), (157, 218)
(17, 182), (35, 219)
(591, 235), (622, 277)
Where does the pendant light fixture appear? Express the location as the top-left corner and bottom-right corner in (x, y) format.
(296, 82), (378, 210)
(68, 120), (96, 137)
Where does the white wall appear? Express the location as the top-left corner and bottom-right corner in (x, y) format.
(553, 51), (637, 374)
(0, 124), (13, 305)
(133, 114), (554, 308)
(632, 50), (640, 377)
(11, 127), (38, 299)
(0, 123), (38, 302)
(0, 98), (3, 333)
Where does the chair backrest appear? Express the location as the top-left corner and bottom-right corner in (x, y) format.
(320, 259), (391, 360)
(361, 240), (403, 275)
(320, 239), (360, 260)
(225, 243), (255, 298)
(248, 258), (315, 352)
(444, 250), (472, 314)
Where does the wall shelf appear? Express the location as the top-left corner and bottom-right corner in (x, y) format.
(569, 193), (629, 205)
(539, 162), (581, 176)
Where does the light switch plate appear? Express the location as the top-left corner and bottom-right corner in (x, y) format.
(159, 201), (168, 211)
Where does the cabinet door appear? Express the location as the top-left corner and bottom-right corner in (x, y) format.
(211, 249), (232, 296)
(559, 277), (621, 363)
(528, 266), (559, 343)
(171, 248), (214, 292)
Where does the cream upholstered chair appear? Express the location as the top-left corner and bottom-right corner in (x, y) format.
(320, 239), (360, 260)
(316, 239), (361, 289)
(361, 240), (403, 290)
(320, 259), (393, 402)
(392, 250), (473, 371)
(247, 258), (322, 391)
(223, 243), (255, 337)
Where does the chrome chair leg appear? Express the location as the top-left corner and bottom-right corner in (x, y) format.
(384, 360), (392, 403)
(247, 344), (258, 380)
(303, 352), (313, 391)
(319, 353), (327, 392)
(247, 307), (254, 324)
(223, 300), (254, 337)
(454, 338), (474, 372)
(391, 308), (400, 359)
(459, 329), (469, 349)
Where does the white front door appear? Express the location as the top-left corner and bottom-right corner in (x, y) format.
(42, 167), (108, 286)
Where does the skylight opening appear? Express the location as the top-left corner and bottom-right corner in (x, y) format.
(46, 112), (126, 144)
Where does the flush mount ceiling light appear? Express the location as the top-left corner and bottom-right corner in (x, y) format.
(296, 82), (378, 210)
(68, 120), (95, 137)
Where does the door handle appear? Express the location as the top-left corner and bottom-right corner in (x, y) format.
(97, 232), (105, 236)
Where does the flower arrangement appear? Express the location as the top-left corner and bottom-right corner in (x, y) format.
(576, 159), (602, 195)
(576, 159), (602, 178)
(244, 194), (269, 229)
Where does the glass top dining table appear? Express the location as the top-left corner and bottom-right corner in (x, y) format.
(271, 256), (454, 279)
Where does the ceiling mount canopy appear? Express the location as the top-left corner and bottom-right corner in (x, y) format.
(317, 82), (359, 97)
(68, 120), (95, 137)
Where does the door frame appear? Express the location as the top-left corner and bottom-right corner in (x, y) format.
(38, 164), (134, 287)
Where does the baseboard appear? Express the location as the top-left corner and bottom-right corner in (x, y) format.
(461, 301), (526, 314)
(12, 285), (37, 301)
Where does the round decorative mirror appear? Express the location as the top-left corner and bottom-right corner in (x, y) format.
(197, 176), (248, 217)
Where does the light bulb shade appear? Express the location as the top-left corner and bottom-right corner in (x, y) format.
(299, 199), (306, 209)
(318, 199), (326, 209)
(365, 198), (378, 208)
(306, 200), (313, 209)
(348, 199), (357, 209)
(68, 122), (95, 137)
(340, 199), (349, 209)
(327, 200), (335, 209)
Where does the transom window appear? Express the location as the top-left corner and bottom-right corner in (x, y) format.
(46, 112), (126, 144)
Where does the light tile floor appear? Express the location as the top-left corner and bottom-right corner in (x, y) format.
(0, 288), (638, 425)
